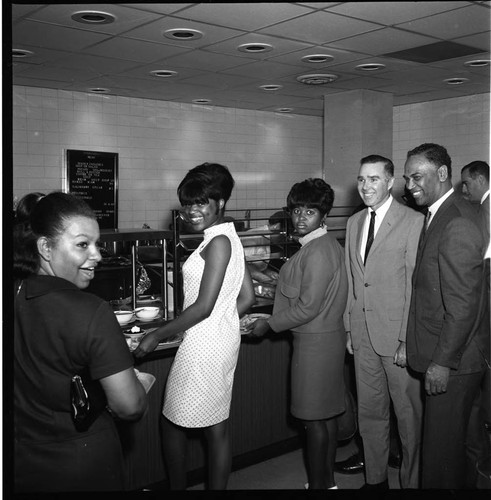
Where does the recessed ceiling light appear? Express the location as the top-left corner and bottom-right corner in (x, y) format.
(150, 70), (178, 78)
(88, 87), (110, 93)
(276, 108), (293, 113)
(356, 63), (386, 71)
(296, 74), (338, 85)
(237, 43), (273, 54)
(164, 28), (203, 41)
(444, 77), (469, 85)
(259, 84), (283, 91)
(464, 59), (490, 68)
(192, 99), (211, 104)
(301, 54), (334, 64)
(12, 48), (34, 58)
(71, 11), (115, 24)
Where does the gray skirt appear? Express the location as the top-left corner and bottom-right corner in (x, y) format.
(290, 329), (346, 421)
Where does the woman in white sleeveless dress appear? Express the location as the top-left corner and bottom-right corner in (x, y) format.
(135, 163), (255, 490)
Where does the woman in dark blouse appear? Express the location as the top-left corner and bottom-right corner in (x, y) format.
(13, 191), (147, 492)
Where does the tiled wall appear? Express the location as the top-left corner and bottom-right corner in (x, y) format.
(12, 86), (490, 229)
(12, 86), (323, 229)
(392, 93), (490, 197)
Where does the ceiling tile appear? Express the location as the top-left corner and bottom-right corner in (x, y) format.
(203, 33), (314, 60)
(48, 53), (143, 74)
(10, 45), (74, 65)
(178, 72), (260, 90)
(266, 45), (367, 67)
(118, 63), (205, 82)
(172, 2), (313, 31)
(11, 4), (47, 23)
(257, 10), (382, 44)
(13, 64), (101, 83)
(156, 49), (255, 72)
(325, 1), (470, 25)
(395, 5), (491, 40)
(115, 3), (195, 16)
(453, 31), (491, 52)
(22, 4), (165, 35)
(85, 37), (192, 63)
(13, 20), (111, 51)
(222, 59), (306, 79)
(121, 15), (244, 49)
(328, 27), (438, 55)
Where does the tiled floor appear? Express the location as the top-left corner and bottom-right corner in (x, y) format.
(188, 439), (401, 491)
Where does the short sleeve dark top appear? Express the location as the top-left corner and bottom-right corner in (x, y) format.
(14, 275), (134, 443)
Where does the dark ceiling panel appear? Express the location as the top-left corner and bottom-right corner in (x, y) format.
(382, 41), (487, 64)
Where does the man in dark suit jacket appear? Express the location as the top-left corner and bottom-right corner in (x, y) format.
(404, 143), (490, 489)
(461, 160), (490, 482)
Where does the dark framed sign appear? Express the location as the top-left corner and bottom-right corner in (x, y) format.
(66, 149), (118, 229)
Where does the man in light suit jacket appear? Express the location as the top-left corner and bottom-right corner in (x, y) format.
(405, 144), (490, 489)
(344, 155), (424, 490)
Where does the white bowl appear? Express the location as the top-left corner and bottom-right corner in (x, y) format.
(135, 306), (160, 321)
(114, 310), (134, 325)
(123, 325), (146, 339)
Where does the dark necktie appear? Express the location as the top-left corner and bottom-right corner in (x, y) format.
(364, 211), (376, 264)
(421, 209), (431, 239)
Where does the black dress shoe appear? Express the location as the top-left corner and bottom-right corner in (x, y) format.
(334, 452), (364, 474)
(360, 479), (389, 490)
(388, 452), (402, 469)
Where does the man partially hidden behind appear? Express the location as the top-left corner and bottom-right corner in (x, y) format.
(404, 144), (490, 489)
(461, 160), (491, 479)
(344, 155), (424, 489)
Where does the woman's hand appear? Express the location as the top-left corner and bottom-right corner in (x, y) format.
(247, 318), (271, 338)
(133, 332), (160, 358)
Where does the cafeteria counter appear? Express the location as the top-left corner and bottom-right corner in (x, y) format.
(118, 309), (299, 491)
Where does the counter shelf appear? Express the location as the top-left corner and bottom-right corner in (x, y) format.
(94, 229), (173, 319)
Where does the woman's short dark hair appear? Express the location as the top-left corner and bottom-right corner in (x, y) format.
(286, 178), (335, 216)
(14, 191), (96, 279)
(177, 162), (235, 206)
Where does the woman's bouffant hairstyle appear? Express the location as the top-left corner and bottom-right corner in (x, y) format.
(14, 191), (96, 279)
(286, 178), (335, 216)
(177, 162), (235, 207)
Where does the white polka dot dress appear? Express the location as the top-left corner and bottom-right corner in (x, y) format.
(163, 222), (245, 428)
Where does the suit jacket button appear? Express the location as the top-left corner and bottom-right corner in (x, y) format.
(364, 283), (369, 287)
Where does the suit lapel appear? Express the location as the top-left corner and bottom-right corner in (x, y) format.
(369, 199), (398, 256)
(415, 192), (457, 266)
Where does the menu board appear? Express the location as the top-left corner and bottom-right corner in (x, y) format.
(66, 150), (118, 229)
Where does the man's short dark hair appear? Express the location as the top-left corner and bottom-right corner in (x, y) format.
(461, 160), (489, 183)
(407, 143), (452, 178)
(360, 154), (394, 177)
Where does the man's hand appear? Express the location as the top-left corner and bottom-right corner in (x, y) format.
(346, 331), (353, 355)
(424, 362), (450, 395)
(393, 341), (407, 367)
